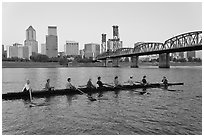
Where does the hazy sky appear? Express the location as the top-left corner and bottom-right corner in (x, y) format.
(2, 2), (202, 55)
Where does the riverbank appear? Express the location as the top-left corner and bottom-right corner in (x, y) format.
(2, 61), (202, 68)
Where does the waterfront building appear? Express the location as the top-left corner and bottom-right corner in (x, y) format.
(9, 45), (19, 58)
(24, 26), (38, 57)
(79, 49), (85, 59)
(64, 41), (79, 56)
(84, 43), (100, 59)
(101, 34), (106, 53)
(46, 26), (58, 58)
(107, 25), (123, 52)
(2, 45), (7, 59)
(187, 51), (196, 59)
(41, 44), (46, 55)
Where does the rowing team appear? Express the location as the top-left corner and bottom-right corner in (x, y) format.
(22, 76), (168, 92)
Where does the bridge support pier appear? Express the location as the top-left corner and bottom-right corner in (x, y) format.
(112, 58), (119, 67)
(159, 53), (170, 68)
(131, 56), (139, 68)
(102, 59), (107, 67)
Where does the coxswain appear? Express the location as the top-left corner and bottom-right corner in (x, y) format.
(66, 78), (76, 89)
(22, 79), (32, 92)
(114, 76), (121, 87)
(45, 79), (54, 91)
(142, 75), (147, 85)
(127, 76), (134, 85)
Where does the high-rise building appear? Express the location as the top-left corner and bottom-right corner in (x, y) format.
(41, 44), (46, 55)
(24, 26), (38, 57)
(107, 25), (123, 52)
(9, 44), (19, 58)
(101, 34), (106, 53)
(46, 26), (58, 58)
(64, 41), (79, 56)
(187, 51), (196, 58)
(84, 43), (100, 59)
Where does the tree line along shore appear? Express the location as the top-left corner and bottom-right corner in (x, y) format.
(2, 61), (202, 68)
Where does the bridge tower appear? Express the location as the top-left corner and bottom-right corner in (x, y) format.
(101, 34), (106, 53)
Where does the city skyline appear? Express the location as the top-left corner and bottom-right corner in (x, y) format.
(2, 2), (202, 57)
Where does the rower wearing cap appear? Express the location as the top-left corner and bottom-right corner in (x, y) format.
(127, 76), (134, 86)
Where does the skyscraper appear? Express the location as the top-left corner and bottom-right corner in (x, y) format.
(84, 43), (100, 59)
(41, 44), (46, 55)
(64, 41), (79, 56)
(46, 26), (58, 58)
(24, 26), (38, 57)
(107, 25), (123, 52)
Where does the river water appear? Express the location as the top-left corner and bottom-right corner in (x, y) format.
(2, 66), (202, 135)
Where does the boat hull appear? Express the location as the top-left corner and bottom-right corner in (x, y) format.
(2, 83), (184, 100)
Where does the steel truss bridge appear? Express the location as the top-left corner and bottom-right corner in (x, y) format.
(96, 31), (202, 60)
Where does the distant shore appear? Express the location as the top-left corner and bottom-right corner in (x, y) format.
(2, 61), (202, 68)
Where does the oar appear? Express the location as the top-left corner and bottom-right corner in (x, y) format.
(76, 88), (97, 101)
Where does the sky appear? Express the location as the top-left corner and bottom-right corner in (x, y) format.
(2, 2), (202, 57)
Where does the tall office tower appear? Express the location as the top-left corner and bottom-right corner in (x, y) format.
(101, 34), (106, 53)
(113, 25), (119, 40)
(41, 44), (46, 55)
(46, 26), (58, 58)
(24, 26), (38, 57)
(64, 41), (79, 56)
(187, 51), (196, 58)
(107, 25), (122, 52)
(84, 43), (100, 59)
(17, 46), (29, 59)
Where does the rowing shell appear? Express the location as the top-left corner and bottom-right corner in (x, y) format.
(2, 82), (184, 101)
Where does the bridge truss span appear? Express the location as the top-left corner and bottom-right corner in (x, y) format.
(164, 31), (202, 51)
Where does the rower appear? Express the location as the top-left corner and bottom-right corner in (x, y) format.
(66, 78), (76, 90)
(86, 78), (95, 98)
(45, 79), (54, 91)
(114, 76), (121, 87)
(96, 76), (104, 97)
(87, 78), (95, 89)
(96, 76), (104, 88)
(162, 76), (168, 89)
(141, 75), (147, 85)
(127, 76), (134, 86)
(22, 79), (32, 93)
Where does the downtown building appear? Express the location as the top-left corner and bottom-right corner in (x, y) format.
(107, 25), (123, 52)
(64, 41), (79, 56)
(41, 43), (46, 55)
(24, 26), (38, 57)
(46, 26), (58, 58)
(84, 43), (100, 59)
(8, 43), (29, 59)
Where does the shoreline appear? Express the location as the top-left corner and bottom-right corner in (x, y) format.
(2, 61), (202, 68)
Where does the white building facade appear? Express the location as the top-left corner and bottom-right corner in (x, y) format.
(64, 41), (79, 56)
(24, 26), (38, 57)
